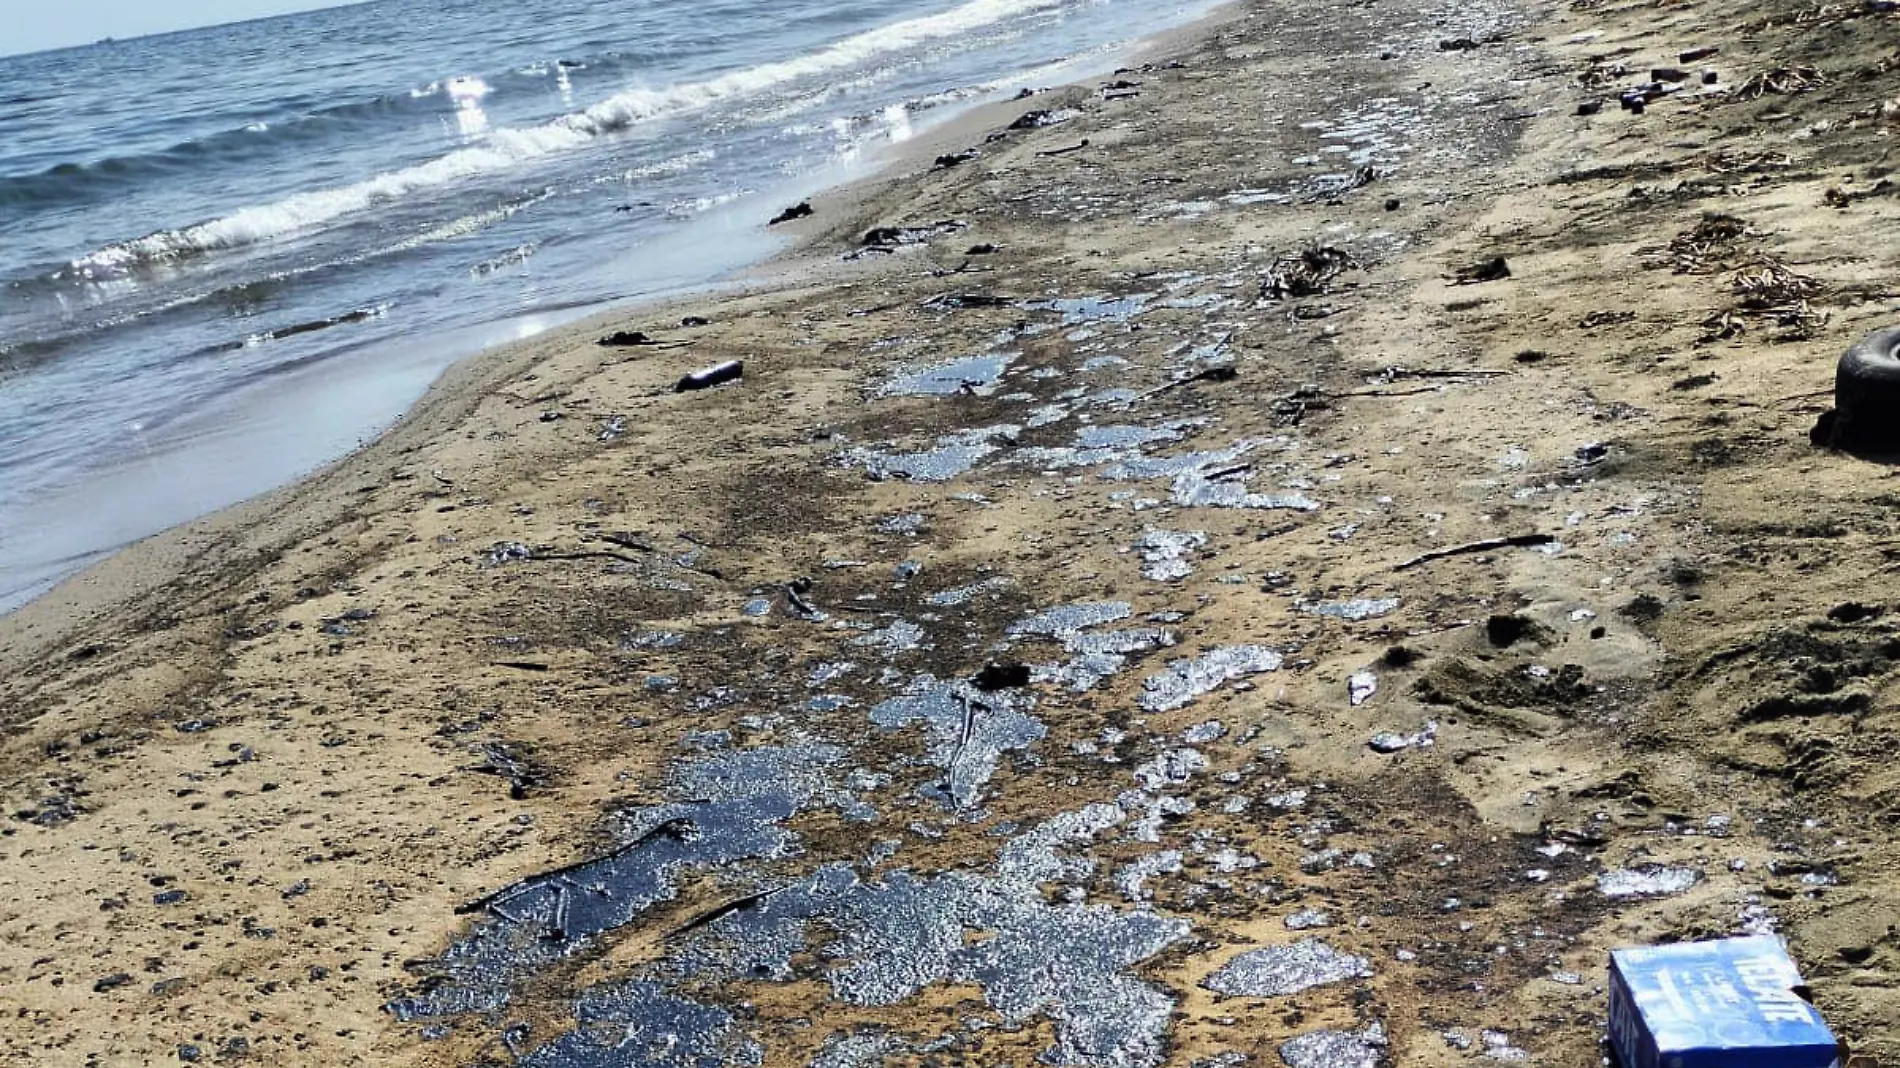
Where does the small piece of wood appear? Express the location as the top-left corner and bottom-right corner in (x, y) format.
(1395, 533), (1556, 571)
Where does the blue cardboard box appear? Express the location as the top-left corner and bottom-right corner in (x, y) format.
(1609, 936), (1839, 1068)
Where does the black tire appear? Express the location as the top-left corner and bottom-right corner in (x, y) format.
(1830, 327), (1900, 453)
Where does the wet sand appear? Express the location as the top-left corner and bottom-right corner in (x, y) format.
(7, 0), (1900, 1064)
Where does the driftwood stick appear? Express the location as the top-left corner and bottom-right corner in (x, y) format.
(665, 885), (794, 940)
(1395, 533), (1556, 571)
(1036, 139), (1092, 157)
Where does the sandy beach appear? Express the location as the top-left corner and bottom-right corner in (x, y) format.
(6, 0), (1900, 1063)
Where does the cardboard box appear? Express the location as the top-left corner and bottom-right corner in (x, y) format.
(1608, 936), (1839, 1068)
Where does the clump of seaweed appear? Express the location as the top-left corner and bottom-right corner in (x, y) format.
(1701, 257), (1828, 342)
(1733, 66), (1827, 99)
(1641, 213), (1752, 274)
(1262, 245), (1359, 300)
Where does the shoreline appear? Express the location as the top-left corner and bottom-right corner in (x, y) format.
(0, 0), (1231, 668)
(9, 0), (1900, 1061)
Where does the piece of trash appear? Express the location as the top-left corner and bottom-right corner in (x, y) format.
(1263, 246), (1359, 300)
(934, 149), (979, 169)
(920, 292), (1012, 310)
(861, 220), (967, 249)
(1680, 45), (1720, 63)
(1134, 364), (1238, 402)
(599, 330), (652, 346)
(676, 360), (743, 392)
(1609, 936), (1839, 1068)
(1348, 671), (1379, 706)
(1813, 326), (1900, 454)
(971, 662), (1031, 691)
(1008, 108), (1077, 130)
(1598, 864), (1702, 898)
(1452, 256), (1511, 284)
(1368, 721), (1436, 753)
(768, 202), (813, 225)
(1036, 139), (1092, 157)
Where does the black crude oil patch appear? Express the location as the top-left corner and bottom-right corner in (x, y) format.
(869, 675), (1046, 810)
(1201, 937), (1374, 997)
(875, 353), (1014, 397)
(515, 980), (761, 1067)
(667, 805), (1190, 1068)
(387, 744), (857, 1022)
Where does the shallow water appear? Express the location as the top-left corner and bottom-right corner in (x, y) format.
(0, 0), (1216, 612)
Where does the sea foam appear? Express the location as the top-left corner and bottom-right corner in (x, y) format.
(67, 0), (1072, 277)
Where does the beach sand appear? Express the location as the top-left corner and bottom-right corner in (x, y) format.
(6, 0), (1900, 1063)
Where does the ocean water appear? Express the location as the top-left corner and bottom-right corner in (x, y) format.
(0, 0), (1210, 612)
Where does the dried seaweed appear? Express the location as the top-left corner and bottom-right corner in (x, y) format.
(1733, 66), (1827, 99)
(1639, 213), (1752, 274)
(1262, 246), (1360, 300)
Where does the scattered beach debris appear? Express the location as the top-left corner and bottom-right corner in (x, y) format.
(1307, 164), (1378, 203)
(1348, 671), (1379, 707)
(1609, 937), (1838, 1068)
(598, 330), (694, 349)
(768, 201), (814, 225)
(1133, 364), (1238, 403)
(1733, 65), (1825, 99)
(1642, 213), (1751, 274)
(1037, 138), (1092, 157)
(1009, 107), (1079, 130)
(1263, 246), (1359, 300)
(1703, 257), (1827, 341)
(1369, 721), (1437, 753)
(465, 741), (548, 799)
(1451, 256), (1511, 285)
(860, 220), (967, 250)
(786, 577), (827, 621)
(676, 360), (744, 392)
(920, 292), (1013, 310)
(1814, 326), (1900, 453)
(1597, 864), (1703, 898)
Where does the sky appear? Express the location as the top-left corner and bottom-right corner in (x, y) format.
(1, 0), (349, 57)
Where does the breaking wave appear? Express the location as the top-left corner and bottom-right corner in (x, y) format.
(66, 0), (1071, 278)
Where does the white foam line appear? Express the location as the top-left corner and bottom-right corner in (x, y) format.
(69, 0), (1073, 275)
